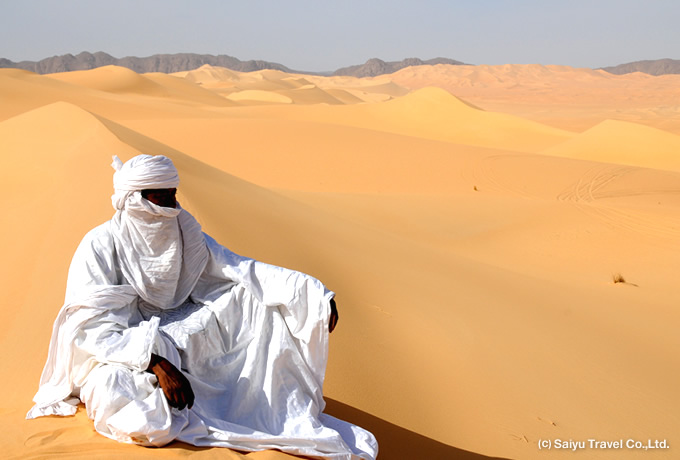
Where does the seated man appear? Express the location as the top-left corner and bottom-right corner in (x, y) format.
(27, 154), (377, 460)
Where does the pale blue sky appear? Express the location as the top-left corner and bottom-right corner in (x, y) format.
(1, 0), (678, 71)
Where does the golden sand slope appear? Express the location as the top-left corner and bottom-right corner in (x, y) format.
(542, 119), (680, 172)
(2, 64), (680, 460)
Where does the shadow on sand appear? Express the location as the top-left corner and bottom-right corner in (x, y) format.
(324, 398), (511, 460)
(162, 399), (511, 459)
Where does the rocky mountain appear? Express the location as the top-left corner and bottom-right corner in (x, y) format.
(0, 51), (296, 74)
(0, 52), (467, 76)
(332, 57), (466, 77)
(6, 52), (678, 77)
(600, 58), (680, 76)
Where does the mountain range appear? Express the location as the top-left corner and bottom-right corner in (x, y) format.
(0, 51), (296, 75)
(599, 58), (680, 75)
(1, 51), (678, 77)
(332, 57), (466, 77)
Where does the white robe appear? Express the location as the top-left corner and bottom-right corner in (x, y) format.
(27, 210), (378, 460)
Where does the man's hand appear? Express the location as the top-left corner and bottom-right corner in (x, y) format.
(329, 298), (339, 333)
(147, 353), (195, 410)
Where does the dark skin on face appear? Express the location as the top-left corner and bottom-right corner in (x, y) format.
(141, 187), (339, 409)
(141, 188), (177, 208)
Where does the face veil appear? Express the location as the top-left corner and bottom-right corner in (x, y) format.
(109, 155), (208, 309)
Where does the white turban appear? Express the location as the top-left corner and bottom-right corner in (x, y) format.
(111, 155), (180, 210)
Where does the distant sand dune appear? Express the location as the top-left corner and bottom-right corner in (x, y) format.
(176, 65), (402, 105)
(389, 63), (680, 133)
(278, 85), (345, 105)
(2, 63), (680, 459)
(175, 63), (244, 85)
(359, 86), (574, 151)
(542, 119), (680, 171)
(47, 65), (169, 95)
(0, 67), (234, 123)
(186, 85), (574, 153)
(227, 89), (293, 104)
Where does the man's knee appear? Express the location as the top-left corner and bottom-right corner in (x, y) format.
(81, 365), (145, 414)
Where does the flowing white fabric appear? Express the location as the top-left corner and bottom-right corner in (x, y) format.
(110, 194), (208, 310)
(27, 156), (378, 459)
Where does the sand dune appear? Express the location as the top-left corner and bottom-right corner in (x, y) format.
(542, 119), (680, 171)
(133, 85), (573, 172)
(47, 65), (170, 95)
(48, 65), (238, 107)
(389, 64), (680, 134)
(0, 67), (234, 124)
(349, 86), (574, 152)
(2, 63), (680, 460)
(275, 84), (346, 105)
(175, 64), (244, 86)
(227, 89), (294, 104)
(177, 65), (410, 104)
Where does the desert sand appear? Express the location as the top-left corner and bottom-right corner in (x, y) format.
(1, 62), (680, 459)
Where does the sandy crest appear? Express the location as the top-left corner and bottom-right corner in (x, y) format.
(541, 119), (680, 171)
(1, 64), (679, 460)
